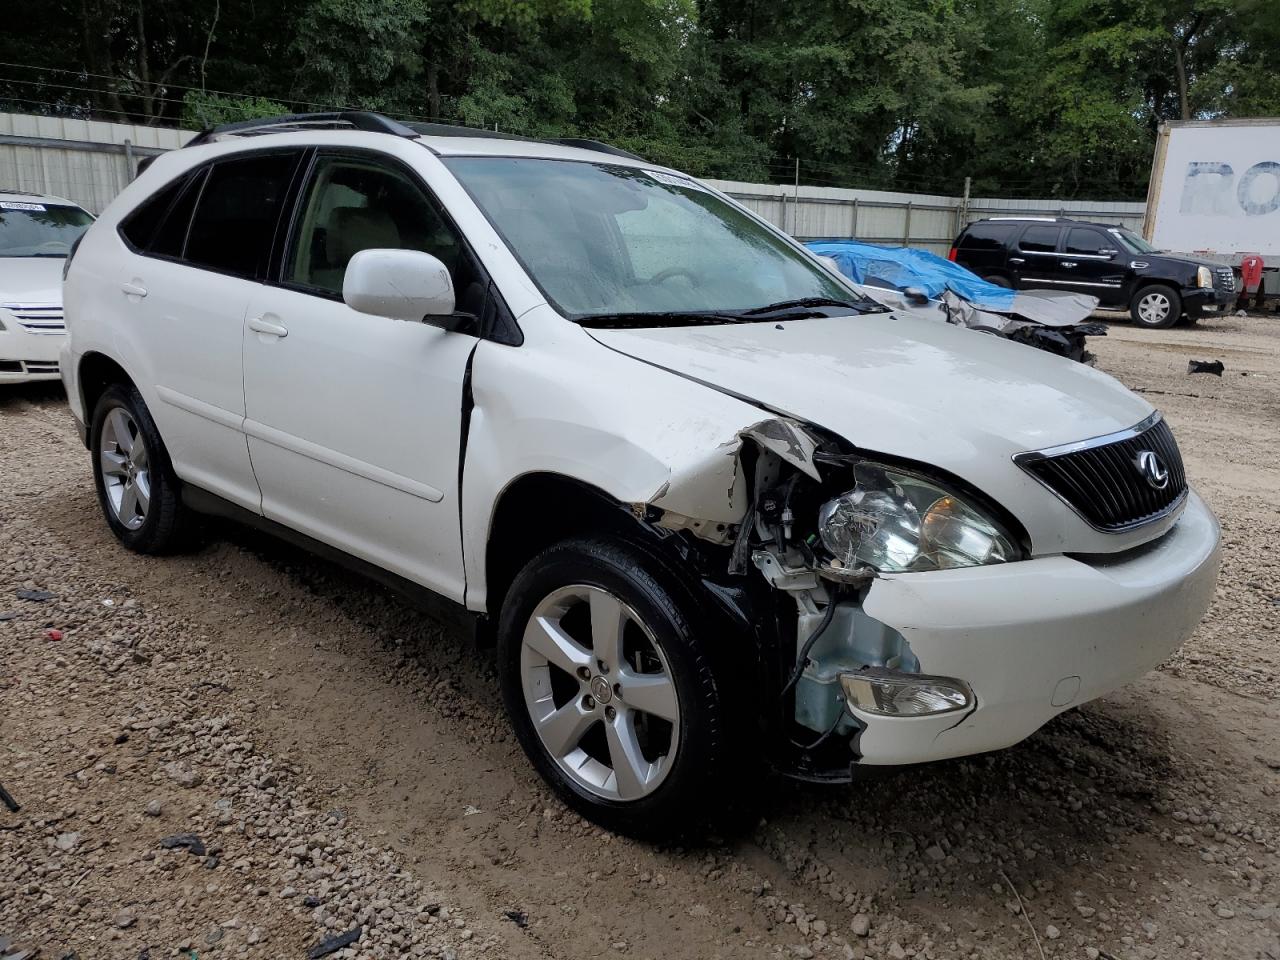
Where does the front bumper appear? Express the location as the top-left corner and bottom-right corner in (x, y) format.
(850, 490), (1220, 765)
(0, 325), (63, 384)
(1183, 285), (1234, 317)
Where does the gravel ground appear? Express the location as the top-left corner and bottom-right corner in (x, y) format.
(2, 314), (1279, 960)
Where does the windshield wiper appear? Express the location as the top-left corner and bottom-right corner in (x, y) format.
(576, 310), (748, 329)
(737, 296), (885, 318)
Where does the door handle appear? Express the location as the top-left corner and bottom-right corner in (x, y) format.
(247, 316), (289, 338)
(1008, 257), (1025, 265)
(120, 281), (148, 298)
(1061, 261), (1077, 268)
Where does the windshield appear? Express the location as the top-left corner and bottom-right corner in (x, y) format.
(1109, 227), (1158, 255)
(443, 157), (869, 323)
(0, 202), (94, 257)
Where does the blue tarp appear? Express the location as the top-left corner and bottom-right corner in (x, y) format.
(805, 239), (1019, 311)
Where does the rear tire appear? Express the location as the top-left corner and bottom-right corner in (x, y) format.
(1130, 284), (1181, 328)
(497, 536), (737, 838)
(983, 274), (1012, 288)
(90, 383), (197, 553)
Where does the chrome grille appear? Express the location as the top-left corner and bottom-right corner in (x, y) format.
(5, 304), (65, 334)
(23, 360), (59, 374)
(1213, 267), (1235, 294)
(1014, 414), (1188, 532)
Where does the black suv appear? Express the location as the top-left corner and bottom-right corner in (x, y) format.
(950, 217), (1235, 328)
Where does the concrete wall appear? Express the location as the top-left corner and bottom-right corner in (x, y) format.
(706, 179), (1147, 255)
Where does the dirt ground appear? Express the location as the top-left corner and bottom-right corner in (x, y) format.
(2, 313), (1279, 960)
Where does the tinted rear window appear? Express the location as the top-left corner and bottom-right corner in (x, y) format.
(184, 152), (299, 279)
(958, 222), (1011, 250)
(149, 169), (206, 259)
(120, 176), (187, 250)
(1019, 225), (1061, 252)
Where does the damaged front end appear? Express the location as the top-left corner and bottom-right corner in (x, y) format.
(648, 417), (1028, 780)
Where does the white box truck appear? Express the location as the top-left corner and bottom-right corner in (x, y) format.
(1145, 118), (1280, 302)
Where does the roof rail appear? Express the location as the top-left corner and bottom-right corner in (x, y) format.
(553, 138), (643, 161)
(185, 111), (418, 148)
(184, 110), (647, 162)
(406, 122), (645, 161)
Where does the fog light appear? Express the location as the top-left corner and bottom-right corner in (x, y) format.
(840, 669), (972, 717)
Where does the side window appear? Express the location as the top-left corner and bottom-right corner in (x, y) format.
(286, 155), (484, 313)
(958, 222), (1009, 250)
(185, 152), (300, 279)
(1019, 225), (1061, 253)
(119, 175), (188, 250)
(1064, 228), (1109, 256)
(149, 168), (206, 259)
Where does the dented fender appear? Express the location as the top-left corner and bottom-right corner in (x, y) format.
(459, 313), (820, 611)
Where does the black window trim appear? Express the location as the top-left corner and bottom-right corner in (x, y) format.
(118, 146), (308, 283)
(269, 145), (522, 346)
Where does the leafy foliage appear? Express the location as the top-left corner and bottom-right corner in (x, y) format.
(0, 0), (1274, 198)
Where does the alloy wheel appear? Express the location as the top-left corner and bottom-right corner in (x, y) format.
(519, 584), (681, 801)
(1137, 292), (1172, 325)
(100, 407), (151, 530)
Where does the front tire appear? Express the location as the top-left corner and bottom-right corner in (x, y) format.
(90, 383), (197, 553)
(1130, 284), (1181, 328)
(497, 537), (733, 837)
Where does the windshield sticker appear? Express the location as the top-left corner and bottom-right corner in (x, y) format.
(644, 169), (705, 191)
(0, 201), (46, 211)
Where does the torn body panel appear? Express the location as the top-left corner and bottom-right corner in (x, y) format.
(461, 312), (770, 612)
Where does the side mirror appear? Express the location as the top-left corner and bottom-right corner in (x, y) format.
(343, 249), (457, 325)
(903, 286), (930, 305)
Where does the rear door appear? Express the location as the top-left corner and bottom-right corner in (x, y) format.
(115, 149), (304, 511)
(1059, 226), (1126, 306)
(1010, 223), (1064, 289)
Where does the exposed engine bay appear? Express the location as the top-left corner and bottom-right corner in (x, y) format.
(647, 417), (1023, 774)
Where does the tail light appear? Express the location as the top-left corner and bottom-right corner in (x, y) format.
(946, 247), (958, 262)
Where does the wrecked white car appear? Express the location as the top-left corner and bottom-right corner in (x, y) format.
(61, 113), (1220, 836)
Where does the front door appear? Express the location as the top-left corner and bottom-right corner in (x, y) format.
(1058, 226), (1126, 306)
(241, 151), (481, 601)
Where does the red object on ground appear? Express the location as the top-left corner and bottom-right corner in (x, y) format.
(45, 628), (63, 641)
(1241, 255), (1264, 292)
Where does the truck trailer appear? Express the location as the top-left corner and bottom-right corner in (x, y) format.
(1145, 118), (1280, 305)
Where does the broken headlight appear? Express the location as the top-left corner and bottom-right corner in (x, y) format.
(817, 462), (1017, 573)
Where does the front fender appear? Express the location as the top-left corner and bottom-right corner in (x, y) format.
(459, 322), (765, 611)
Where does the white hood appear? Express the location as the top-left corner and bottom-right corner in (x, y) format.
(0, 257), (65, 305)
(587, 311), (1154, 523)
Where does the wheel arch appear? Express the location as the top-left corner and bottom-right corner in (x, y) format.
(480, 471), (664, 626)
(78, 351), (138, 440)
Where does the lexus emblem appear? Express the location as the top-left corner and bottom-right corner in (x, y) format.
(1134, 450), (1169, 490)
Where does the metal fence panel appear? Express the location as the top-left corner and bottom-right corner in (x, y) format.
(706, 178), (1146, 255)
(0, 112), (1147, 240)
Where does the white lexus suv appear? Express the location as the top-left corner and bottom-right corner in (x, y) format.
(61, 113), (1220, 835)
(1, 191), (93, 383)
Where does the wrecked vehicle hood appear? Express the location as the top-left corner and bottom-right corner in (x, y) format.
(586, 311), (1151, 474)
